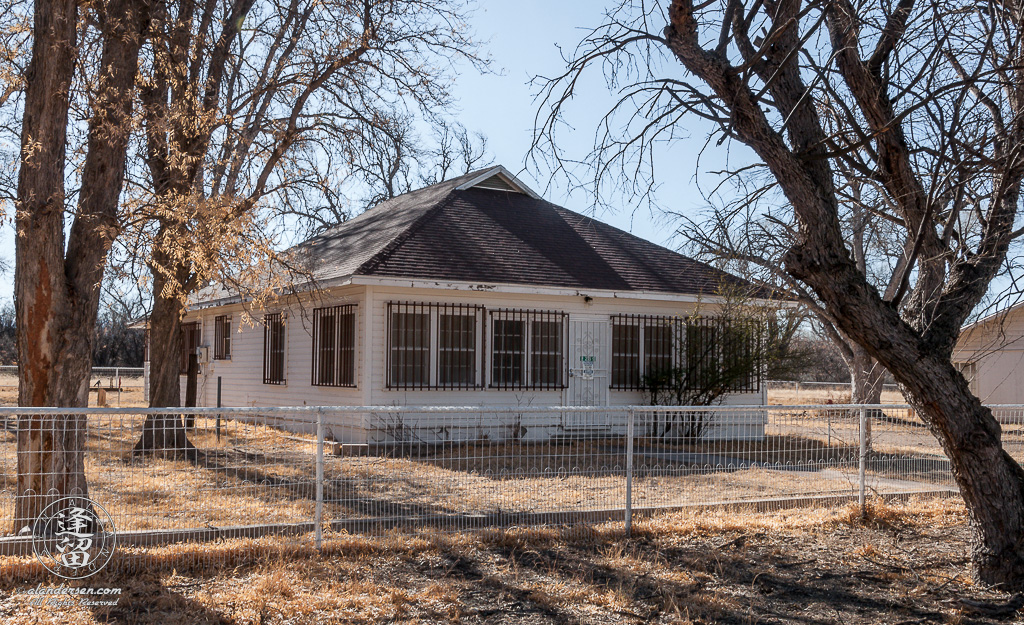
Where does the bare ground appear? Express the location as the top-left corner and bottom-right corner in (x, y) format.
(1, 497), (1018, 625)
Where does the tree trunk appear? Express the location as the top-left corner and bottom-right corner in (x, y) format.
(786, 245), (1024, 587)
(13, 0), (147, 530)
(663, 3), (1024, 584)
(13, 0), (79, 532)
(14, 416), (90, 532)
(850, 346), (884, 405)
(848, 345), (883, 450)
(134, 255), (198, 458)
(883, 352), (1024, 585)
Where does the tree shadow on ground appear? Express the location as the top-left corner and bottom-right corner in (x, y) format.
(0, 502), (1009, 624)
(127, 446), (469, 521)
(86, 572), (233, 625)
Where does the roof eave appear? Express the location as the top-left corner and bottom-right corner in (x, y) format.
(349, 274), (791, 306)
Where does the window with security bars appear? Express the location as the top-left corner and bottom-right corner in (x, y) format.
(489, 310), (566, 389)
(611, 316), (675, 389)
(263, 313), (286, 384)
(214, 315), (231, 360)
(611, 315), (760, 393)
(179, 321), (201, 374)
(721, 321), (759, 392)
(312, 305), (356, 387)
(387, 302), (483, 389)
(685, 320), (720, 390)
(438, 311), (477, 387)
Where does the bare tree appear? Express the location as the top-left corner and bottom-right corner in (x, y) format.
(119, 0), (486, 453)
(353, 118), (490, 212)
(0, 300), (14, 365)
(9, 0), (149, 528)
(678, 173), (891, 403)
(536, 0), (1024, 585)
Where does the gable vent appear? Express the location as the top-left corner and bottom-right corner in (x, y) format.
(473, 174), (521, 193)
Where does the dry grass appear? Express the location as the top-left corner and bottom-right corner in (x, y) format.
(0, 385), (1000, 622)
(0, 384), (147, 408)
(0, 418), (953, 534)
(768, 386), (905, 405)
(1, 497), (1010, 624)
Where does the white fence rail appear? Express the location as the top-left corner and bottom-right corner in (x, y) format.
(0, 403), (997, 576)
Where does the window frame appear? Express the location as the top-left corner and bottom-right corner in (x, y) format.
(213, 315), (231, 360)
(312, 304), (357, 388)
(610, 315), (676, 390)
(487, 309), (567, 390)
(609, 315), (761, 393)
(385, 302), (484, 389)
(262, 312), (287, 385)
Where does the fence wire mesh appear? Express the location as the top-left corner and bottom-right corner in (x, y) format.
(0, 403), (1002, 579)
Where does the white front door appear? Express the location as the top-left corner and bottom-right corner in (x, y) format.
(564, 318), (610, 428)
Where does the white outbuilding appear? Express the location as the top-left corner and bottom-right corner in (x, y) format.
(953, 304), (1024, 405)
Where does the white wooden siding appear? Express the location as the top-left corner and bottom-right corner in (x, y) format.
(364, 285), (764, 408)
(178, 286), (365, 409)
(955, 309), (1024, 405)
(172, 284), (766, 441)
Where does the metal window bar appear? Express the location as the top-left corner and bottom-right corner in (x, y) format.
(437, 304), (482, 389)
(531, 319), (563, 387)
(610, 315), (677, 390)
(644, 320), (674, 379)
(213, 315), (231, 360)
(489, 309), (567, 390)
(387, 302), (429, 389)
(312, 305), (356, 387)
(179, 321), (201, 374)
(262, 313), (286, 385)
(386, 302), (484, 389)
(705, 317), (760, 393)
(610, 315), (761, 393)
(685, 319), (718, 391)
(611, 318), (640, 389)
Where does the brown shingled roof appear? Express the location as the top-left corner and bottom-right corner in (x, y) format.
(286, 166), (764, 297)
(194, 166), (770, 305)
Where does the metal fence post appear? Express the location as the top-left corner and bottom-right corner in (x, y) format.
(216, 377), (222, 443)
(625, 408), (634, 536)
(315, 407), (325, 550)
(859, 406), (867, 517)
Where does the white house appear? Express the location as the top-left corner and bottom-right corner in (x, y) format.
(954, 303), (1024, 404)
(151, 166), (775, 442)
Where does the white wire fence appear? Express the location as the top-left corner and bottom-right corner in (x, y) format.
(766, 379), (901, 397)
(0, 366), (145, 388)
(0, 403), (1006, 577)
